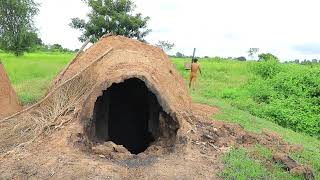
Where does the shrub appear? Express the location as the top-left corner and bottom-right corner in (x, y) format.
(247, 78), (274, 104)
(246, 66), (320, 137)
(258, 53), (279, 62)
(221, 89), (239, 100)
(251, 60), (282, 79)
(235, 56), (246, 61)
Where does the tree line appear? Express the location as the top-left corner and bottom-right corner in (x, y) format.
(173, 49), (320, 65)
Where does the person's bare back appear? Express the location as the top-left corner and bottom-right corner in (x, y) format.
(189, 59), (201, 88)
(191, 63), (200, 74)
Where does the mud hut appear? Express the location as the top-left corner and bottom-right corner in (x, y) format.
(0, 62), (21, 118)
(0, 35), (193, 155)
(0, 35), (220, 179)
(55, 35), (193, 154)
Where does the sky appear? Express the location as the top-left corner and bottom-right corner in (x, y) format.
(35, 0), (320, 60)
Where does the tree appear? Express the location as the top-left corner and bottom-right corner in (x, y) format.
(156, 41), (175, 52)
(70, 0), (151, 43)
(48, 44), (73, 52)
(247, 48), (259, 60)
(50, 44), (63, 50)
(0, 0), (39, 56)
(301, 59), (312, 65)
(235, 56), (247, 61)
(176, 52), (184, 58)
(258, 53), (279, 62)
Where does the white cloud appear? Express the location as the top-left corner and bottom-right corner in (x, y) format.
(35, 0), (320, 60)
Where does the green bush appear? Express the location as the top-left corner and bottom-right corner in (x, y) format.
(246, 65), (320, 137)
(258, 53), (279, 62)
(247, 78), (274, 104)
(221, 88), (239, 100)
(250, 60), (282, 79)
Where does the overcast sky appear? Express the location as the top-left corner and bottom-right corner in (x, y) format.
(36, 0), (320, 60)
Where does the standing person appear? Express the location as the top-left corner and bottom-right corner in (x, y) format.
(189, 58), (202, 89)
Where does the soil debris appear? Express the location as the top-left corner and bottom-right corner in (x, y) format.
(273, 153), (315, 179)
(92, 142), (132, 160)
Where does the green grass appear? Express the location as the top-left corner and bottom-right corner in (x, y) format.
(0, 52), (73, 104)
(0, 54), (319, 179)
(220, 147), (269, 179)
(172, 58), (320, 179)
(220, 146), (303, 179)
(172, 57), (253, 99)
(174, 57), (320, 137)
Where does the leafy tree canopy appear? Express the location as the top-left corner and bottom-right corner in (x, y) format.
(247, 48), (259, 60)
(176, 52), (185, 58)
(258, 53), (279, 62)
(71, 0), (151, 42)
(0, 0), (39, 56)
(236, 56), (247, 61)
(156, 40), (175, 52)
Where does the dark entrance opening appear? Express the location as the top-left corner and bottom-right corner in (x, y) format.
(92, 78), (163, 154)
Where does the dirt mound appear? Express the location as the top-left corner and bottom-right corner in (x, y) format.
(0, 63), (21, 118)
(52, 35), (193, 153)
(0, 36), (311, 179)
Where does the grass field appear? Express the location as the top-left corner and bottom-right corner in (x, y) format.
(0, 52), (73, 104)
(0, 53), (319, 179)
(172, 58), (320, 179)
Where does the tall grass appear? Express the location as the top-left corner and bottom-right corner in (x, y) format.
(0, 52), (73, 104)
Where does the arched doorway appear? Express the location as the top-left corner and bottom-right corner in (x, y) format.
(92, 78), (164, 154)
